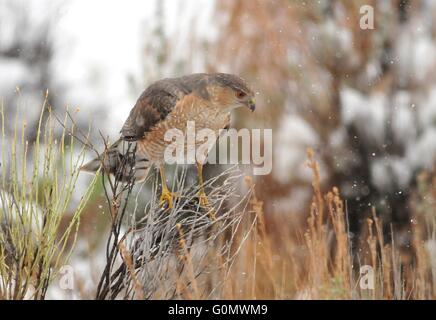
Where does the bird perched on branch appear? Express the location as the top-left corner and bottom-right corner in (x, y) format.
(81, 73), (255, 209)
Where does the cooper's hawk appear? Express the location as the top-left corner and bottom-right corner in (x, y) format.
(81, 73), (255, 209)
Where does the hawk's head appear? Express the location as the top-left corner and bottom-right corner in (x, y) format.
(209, 73), (256, 112)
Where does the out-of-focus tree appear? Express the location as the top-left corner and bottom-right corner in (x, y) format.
(213, 0), (436, 244)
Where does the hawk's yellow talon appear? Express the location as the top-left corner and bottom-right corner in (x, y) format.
(159, 189), (176, 209)
(159, 164), (177, 209)
(197, 192), (216, 220)
(198, 191), (209, 207)
(196, 163), (210, 207)
(196, 162), (216, 220)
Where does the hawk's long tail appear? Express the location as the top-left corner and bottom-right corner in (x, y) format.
(80, 139), (151, 183)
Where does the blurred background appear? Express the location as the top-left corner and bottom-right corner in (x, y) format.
(1, 0), (435, 298)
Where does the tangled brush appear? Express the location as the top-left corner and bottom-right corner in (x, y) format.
(95, 160), (255, 300)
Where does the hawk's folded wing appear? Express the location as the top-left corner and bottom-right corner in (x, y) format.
(121, 75), (210, 141)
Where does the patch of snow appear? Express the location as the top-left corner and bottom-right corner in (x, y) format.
(392, 91), (417, 145)
(0, 58), (30, 96)
(340, 87), (387, 145)
(273, 113), (319, 184)
(407, 128), (436, 170)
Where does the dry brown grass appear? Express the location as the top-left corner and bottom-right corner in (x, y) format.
(201, 149), (435, 300)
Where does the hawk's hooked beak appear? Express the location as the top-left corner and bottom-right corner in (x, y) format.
(247, 98), (256, 112)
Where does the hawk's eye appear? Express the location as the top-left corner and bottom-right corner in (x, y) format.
(236, 91), (247, 99)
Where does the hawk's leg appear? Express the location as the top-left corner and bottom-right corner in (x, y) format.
(196, 162), (208, 206)
(196, 162), (216, 220)
(159, 165), (176, 209)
